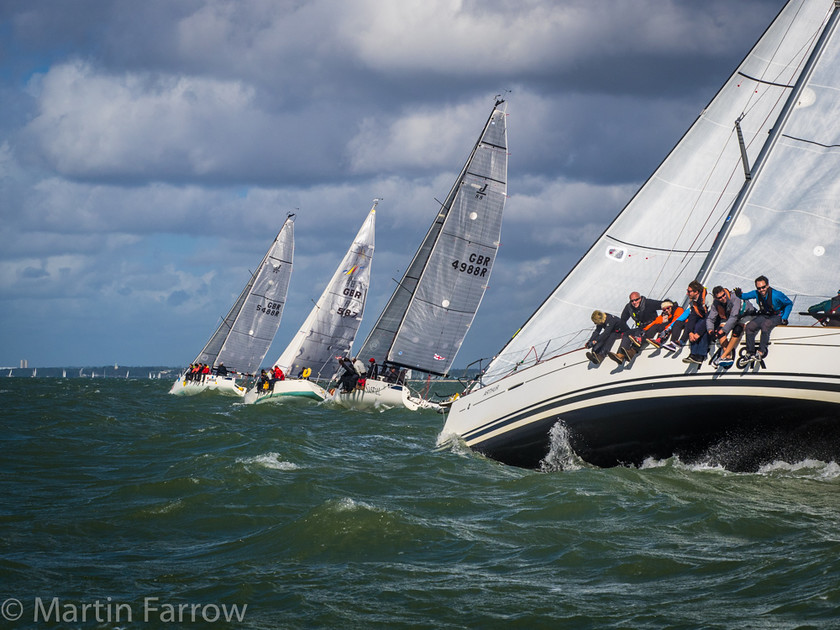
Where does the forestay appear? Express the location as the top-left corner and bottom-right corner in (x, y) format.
(357, 100), (508, 376)
(195, 215), (295, 375)
(274, 202), (376, 379)
(482, 0), (834, 385)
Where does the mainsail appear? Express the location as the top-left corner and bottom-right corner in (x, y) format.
(273, 201), (377, 379)
(356, 100), (508, 376)
(194, 215), (295, 375)
(482, 0), (835, 385)
(702, 2), (840, 307)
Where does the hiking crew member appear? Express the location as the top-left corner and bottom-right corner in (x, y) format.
(586, 310), (629, 365)
(257, 369), (270, 392)
(608, 292), (663, 364)
(644, 300), (685, 348)
(706, 286), (752, 368)
(680, 280), (711, 365)
(338, 357), (358, 392)
(808, 289), (840, 327)
(737, 275), (793, 360)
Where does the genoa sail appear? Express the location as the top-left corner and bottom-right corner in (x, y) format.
(481, 0), (835, 385)
(194, 215), (294, 375)
(356, 100), (509, 377)
(273, 201), (377, 380)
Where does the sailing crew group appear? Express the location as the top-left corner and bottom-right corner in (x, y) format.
(584, 275), (830, 369)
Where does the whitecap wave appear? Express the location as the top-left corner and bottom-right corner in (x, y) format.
(237, 452), (298, 471)
(639, 456), (728, 473)
(332, 497), (378, 512)
(757, 458), (840, 479)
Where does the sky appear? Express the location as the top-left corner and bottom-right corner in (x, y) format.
(0, 0), (787, 369)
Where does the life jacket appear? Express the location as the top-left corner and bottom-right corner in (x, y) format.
(757, 287), (778, 316)
(630, 297), (647, 327)
(715, 288), (732, 320)
(690, 287), (708, 318)
(644, 306), (684, 330)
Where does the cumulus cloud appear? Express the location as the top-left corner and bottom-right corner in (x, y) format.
(0, 0), (790, 365)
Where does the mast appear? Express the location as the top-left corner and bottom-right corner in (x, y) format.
(697, 1), (840, 285)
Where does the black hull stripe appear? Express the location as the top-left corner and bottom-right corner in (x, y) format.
(464, 374), (840, 442)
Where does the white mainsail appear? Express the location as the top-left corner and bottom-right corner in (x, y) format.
(702, 3), (840, 306)
(356, 100), (508, 377)
(273, 201), (377, 380)
(194, 215), (295, 375)
(482, 0), (834, 385)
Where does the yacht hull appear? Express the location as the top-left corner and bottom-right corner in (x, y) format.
(442, 327), (840, 470)
(329, 378), (440, 412)
(243, 379), (327, 404)
(168, 375), (246, 397)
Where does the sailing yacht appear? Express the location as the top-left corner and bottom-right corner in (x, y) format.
(331, 99), (510, 411)
(441, 0), (840, 470)
(169, 215), (295, 396)
(243, 201), (377, 404)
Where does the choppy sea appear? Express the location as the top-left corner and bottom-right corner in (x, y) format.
(2, 377), (839, 629)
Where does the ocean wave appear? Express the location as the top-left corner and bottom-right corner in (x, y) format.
(236, 452), (299, 471)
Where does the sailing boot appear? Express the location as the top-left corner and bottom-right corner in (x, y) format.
(608, 349), (627, 364)
(624, 346), (638, 361)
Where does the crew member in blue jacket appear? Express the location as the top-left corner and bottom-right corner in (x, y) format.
(736, 275), (793, 360)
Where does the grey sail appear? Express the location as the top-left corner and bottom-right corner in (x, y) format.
(357, 100), (508, 376)
(481, 0), (834, 385)
(195, 215), (295, 374)
(274, 202), (376, 379)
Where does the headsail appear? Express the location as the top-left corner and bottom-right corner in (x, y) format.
(195, 215), (295, 374)
(356, 100), (508, 376)
(482, 0), (835, 385)
(273, 201), (377, 379)
(702, 3), (840, 311)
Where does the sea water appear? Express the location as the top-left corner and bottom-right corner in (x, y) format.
(1, 377), (839, 629)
